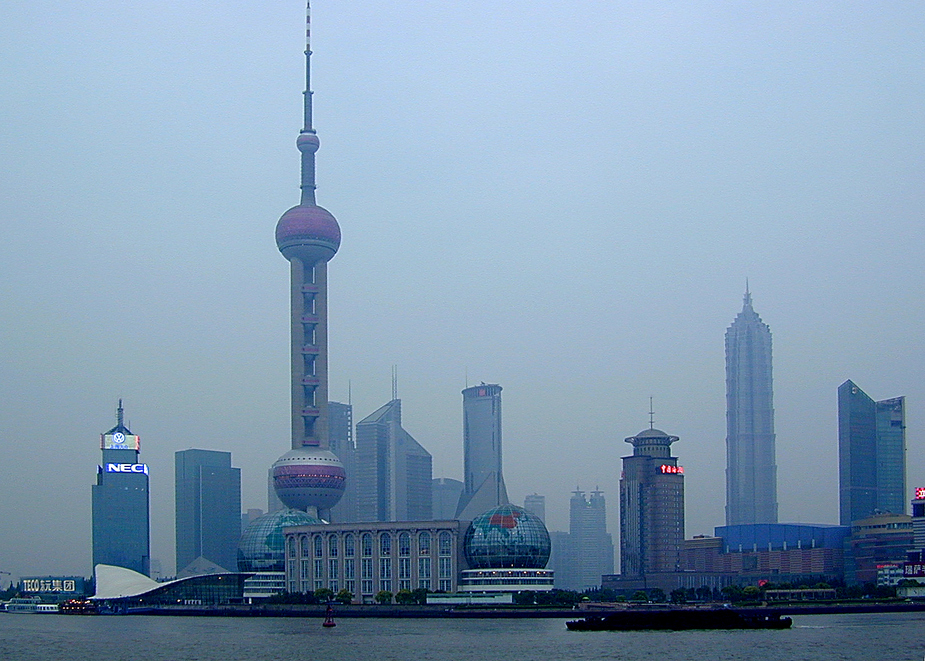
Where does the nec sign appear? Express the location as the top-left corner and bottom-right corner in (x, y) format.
(105, 463), (149, 475)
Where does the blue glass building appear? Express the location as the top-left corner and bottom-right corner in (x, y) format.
(175, 449), (242, 574)
(91, 401), (150, 575)
(838, 380), (906, 525)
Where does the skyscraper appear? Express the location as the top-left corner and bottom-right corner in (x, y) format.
(523, 494), (546, 523)
(433, 478), (464, 520)
(355, 399), (433, 522)
(838, 380), (906, 525)
(620, 426), (684, 577)
(92, 401), (150, 575)
(456, 383), (508, 519)
(725, 287), (778, 525)
(175, 450), (242, 575)
(328, 401), (358, 523)
(268, 2), (346, 519)
(568, 488), (614, 591)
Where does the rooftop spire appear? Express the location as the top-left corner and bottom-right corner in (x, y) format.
(648, 396), (655, 429)
(743, 279), (752, 309)
(116, 399), (124, 427)
(298, 1), (319, 205)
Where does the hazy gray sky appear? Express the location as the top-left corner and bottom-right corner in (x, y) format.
(1, 1), (923, 578)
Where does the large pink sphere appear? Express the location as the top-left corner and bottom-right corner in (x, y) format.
(275, 204), (341, 264)
(272, 447), (346, 512)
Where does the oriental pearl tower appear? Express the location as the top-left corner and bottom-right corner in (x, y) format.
(270, 1), (346, 520)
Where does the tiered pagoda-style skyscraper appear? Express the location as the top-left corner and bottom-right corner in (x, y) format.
(725, 286), (778, 526)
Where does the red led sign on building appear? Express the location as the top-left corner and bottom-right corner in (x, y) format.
(915, 487), (925, 500)
(659, 465), (683, 474)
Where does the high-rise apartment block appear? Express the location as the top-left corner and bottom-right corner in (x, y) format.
(725, 287), (778, 525)
(92, 401), (150, 575)
(355, 399), (432, 522)
(620, 426), (685, 577)
(175, 449), (242, 575)
(457, 384), (508, 519)
(838, 380), (906, 525)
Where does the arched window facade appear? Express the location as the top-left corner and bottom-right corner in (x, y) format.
(418, 531), (431, 555)
(398, 532), (411, 557)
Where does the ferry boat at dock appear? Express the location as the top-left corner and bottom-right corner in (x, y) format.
(4, 597), (59, 614)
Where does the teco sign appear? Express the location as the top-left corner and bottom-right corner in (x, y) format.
(659, 464), (684, 474)
(105, 463), (149, 475)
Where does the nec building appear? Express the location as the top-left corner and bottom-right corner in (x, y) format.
(91, 401), (150, 576)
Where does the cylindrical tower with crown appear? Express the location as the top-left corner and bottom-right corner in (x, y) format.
(271, 2), (345, 518)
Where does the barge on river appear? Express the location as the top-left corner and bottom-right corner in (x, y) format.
(567, 607), (792, 631)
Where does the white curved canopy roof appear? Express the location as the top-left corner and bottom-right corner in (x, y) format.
(91, 564), (176, 600)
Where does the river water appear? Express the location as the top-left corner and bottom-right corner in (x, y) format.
(0, 611), (922, 661)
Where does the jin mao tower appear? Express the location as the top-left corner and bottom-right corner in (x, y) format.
(725, 286), (778, 525)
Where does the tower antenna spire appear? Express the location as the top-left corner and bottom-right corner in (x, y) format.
(649, 396), (655, 429)
(744, 278), (752, 308)
(117, 399), (124, 427)
(298, 1), (319, 205)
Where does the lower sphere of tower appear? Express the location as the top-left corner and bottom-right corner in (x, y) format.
(276, 204), (341, 264)
(272, 447), (346, 512)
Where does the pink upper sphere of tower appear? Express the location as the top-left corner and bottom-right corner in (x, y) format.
(297, 133), (320, 153)
(276, 204), (341, 264)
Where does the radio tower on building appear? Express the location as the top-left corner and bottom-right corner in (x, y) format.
(270, 2), (346, 519)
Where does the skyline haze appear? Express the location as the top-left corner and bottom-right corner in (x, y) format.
(1, 1), (923, 578)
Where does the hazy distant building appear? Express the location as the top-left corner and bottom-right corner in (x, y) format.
(267, 468), (284, 514)
(355, 399), (432, 522)
(725, 287), (778, 526)
(92, 401), (150, 575)
(838, 380), (906, 525)
(620, 426), (685, 577)
(546, 530), (573, 589)
(433, 478), (464, 520)
(569, 489), (614, 590)
(175, 449), (241, 575)
(456, 384), (508, 520)
(524, 493), (546, 523)
(242, 508), (264, 532)
(546, 490), (613, 590)
(329, 401), (358, 523)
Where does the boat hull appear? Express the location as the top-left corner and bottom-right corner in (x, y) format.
(567, 608), (792, 631)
